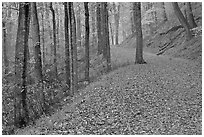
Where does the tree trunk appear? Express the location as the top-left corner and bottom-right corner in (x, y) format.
(109, 21), (114, 45)
(172, 2), (192, 41)
(69, 2), (78, 95)
(41, 4), (46, 68)
(31, 2), (45, 116)
(76, 4), (81, 47)
(56, 4), (60, 48)
(96, 3), (102, 55)
(14, 2), (30, 128)
(2, 21), (9, 75)
(50, 2), (58, 78)
(90, 3), (96, 47)
(113, 3), (120, 45)
(84, 2), (90, 83)
(122, 29), (126, 41)
(186, 2), (197, 28)
(130, 13), (135, 34)
(64, 2), (71, 91)
(161, 2), (167, 22)
(101, 3), (106, 58)
(104, 3), (111, 72)
(133, 2), (146, 64)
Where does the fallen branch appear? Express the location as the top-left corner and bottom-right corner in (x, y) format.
(157, 29), (185, 55)
(159, 25), (183, 35)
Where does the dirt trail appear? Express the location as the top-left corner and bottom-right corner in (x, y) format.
(111, 46), (193, 65)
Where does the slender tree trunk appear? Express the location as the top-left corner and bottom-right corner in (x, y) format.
(186, 2), (197, 28)
(64, 2), (71, 91)
(91, 3), (96, 47)
(31, 2), (45, 116)
(69, 2), (78, 95)
(50, 2), (58, 78)
(133, 2), (146, 64)
(130, 13), (135, 34)
(76, 4), (81, 47)
(113, 3), (120, 45)
(84, 2), (90, 83)
(172, 2), (192, 41)
(14, 2), (30, 128)
(2, 21), (9, 75)
(109, 21), (114, 45)
(41, 5), (46, 68)
(101, 3), (106, 58)
(96, 3), (102, 55)
(56, 4), (60, 48)
(161, 2), (167, 22)
(104, 2), (111, 72)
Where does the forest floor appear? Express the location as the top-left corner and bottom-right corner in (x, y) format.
(16, 46), (202, 135)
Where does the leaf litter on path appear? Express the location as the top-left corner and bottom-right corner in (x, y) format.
(17, 47), (202, 135)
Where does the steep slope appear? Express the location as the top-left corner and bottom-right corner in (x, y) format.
(119, 3), (202, 63)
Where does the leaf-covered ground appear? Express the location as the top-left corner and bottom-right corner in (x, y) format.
(16, 47), (202, 135)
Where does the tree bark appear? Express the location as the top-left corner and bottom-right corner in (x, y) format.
(76, 4), (81, 47)
(90, 3), (96, 47)
(40, 4), (46, 68)
(50, 2), (58, 78)
(64, 2), (71, 91)
(96, 3), (102, 55)
(104, 3), (111, 72)
(31, 2), (45, 116)
(109, 21), (114, 45)
(186, 2), (197, 28)
(113, 3), (120, 45)
(101, 3), (106, 58)
(84, 2), (90, 83)
(130, 13), (135, 34)
(133, 2), (146, 64)
(56, 4), (60, 48)
(14, 2), (30, 128)
(69, 2), (78, 95)
(172, 2), (192, 41)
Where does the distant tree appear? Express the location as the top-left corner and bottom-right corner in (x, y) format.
(69, 2), (78, 95)
(109, 21), (114, 45)
(50, 2), (58, 77)
(130, 12), (135, 34)
(161, 2), (167, 22)
(84, 2), (90, 83)
(133, 2), (146, 64)
(56, 3), (60, 48)
(96, 3), (102, 55)
(14, 2), (30, 128)
(90, 3), (97, 47)
(39, 3), (46, 67)
(31, 2), (45, 115)
(64, 2), (71, 90)
(172, 2), (192, 41)
(186, 2), (197, 28)
(113, 2), (120, 45)
(101, 3), (106, 58)
(44, 3), (52, 43)
(76, 3), (81, 47)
